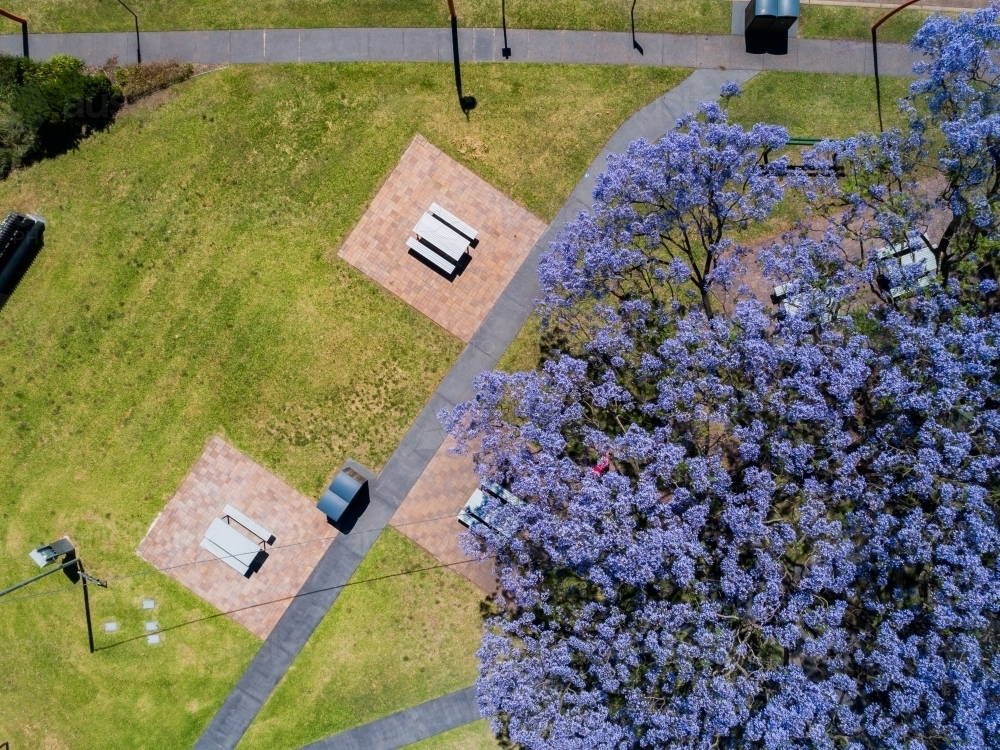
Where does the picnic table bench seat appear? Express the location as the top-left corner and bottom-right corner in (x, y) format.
(223, 504), (275, 546)
(429, 202), (478, 241)
(406, 236), (457, 275)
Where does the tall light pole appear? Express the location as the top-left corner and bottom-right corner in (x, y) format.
(631, 0), (643, 55)
(115, 0), (142, 64)
(0, 539), (106, 654)
(501, 0), (511, 58)
(871, 0), (920, 132)
(0, 8), (28, 59)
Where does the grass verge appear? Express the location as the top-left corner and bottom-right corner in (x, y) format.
(798, 4), (944, 43)
(6, 0), (729, 35)
(236, 529), (486, 750)
(0, 61), (688, 750)
(404, 720), (501, 749)
(726, 71), (912, 137)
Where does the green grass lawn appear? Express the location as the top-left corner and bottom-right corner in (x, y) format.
(236, 529), (487, 750)
(4, 0), (953, 40)
(0, 61), (688, 750)
(404, 720), (500, 749)
(727, 70), (911, 137)
(6, 0), (729, 35)
(798, 4), (943, 43)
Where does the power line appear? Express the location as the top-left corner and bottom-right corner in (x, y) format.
(0, 511), (487, 606)
(94, 555), (496, 652)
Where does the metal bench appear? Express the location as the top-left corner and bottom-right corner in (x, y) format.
(430, 202), (478, 241)
(222, 504), (274, 547)
(406, 236), (456, 275)
(200, 518), (262, 576)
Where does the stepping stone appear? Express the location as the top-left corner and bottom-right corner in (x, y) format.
(145, 621), (159, 631)
(141, 599), (155, 610)
(147, 634), (161, 645)
(103, 621), (118, 633)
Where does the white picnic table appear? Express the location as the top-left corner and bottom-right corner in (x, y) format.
(413, 213), (469, 262)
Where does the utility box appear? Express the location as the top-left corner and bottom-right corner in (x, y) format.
(0, 212), (45, 304)
(745, 0), (799, 54)
(317, 466), (369, 523)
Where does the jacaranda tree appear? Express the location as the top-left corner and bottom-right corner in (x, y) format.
(445, 7), (1000, 748)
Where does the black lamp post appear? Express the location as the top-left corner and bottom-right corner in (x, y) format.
(115, 0), (142, 64)
(871, 0), (920, 133)
(0, 8), (28, 58)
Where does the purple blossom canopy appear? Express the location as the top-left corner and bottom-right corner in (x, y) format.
(444, 7), (1000, 748)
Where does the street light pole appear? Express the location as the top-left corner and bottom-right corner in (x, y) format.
(871, 0), (920, 132)
(501, 0), (511, 58)
(446, 0), (476, 115)
(0, 8), (29, 59)
(115, 0), (142, 64)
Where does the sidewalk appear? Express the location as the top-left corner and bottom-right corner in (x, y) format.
(1, 27), (920, 77)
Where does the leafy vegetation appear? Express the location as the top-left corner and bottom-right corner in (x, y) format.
(0, 53), (118, 177)
(111, 58), (194, 102)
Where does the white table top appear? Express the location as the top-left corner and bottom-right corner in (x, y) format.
(414, 213), (469, 262)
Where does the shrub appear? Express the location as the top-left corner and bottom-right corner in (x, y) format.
(113, 60), (193, 103)
(0, 53), (120, 178)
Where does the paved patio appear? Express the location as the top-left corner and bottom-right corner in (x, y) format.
(138, 436), (336, 639)
(338, 134), (547, 343)
(390, 435), (496, 593)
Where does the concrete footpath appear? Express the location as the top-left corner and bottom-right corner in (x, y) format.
(301, 687), (480, 750)
(1, 27), (920, 77)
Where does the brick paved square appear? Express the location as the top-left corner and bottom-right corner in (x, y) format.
(391, 435), (497, 594)
(338, 134), (548, 343)
(137, 436), (336, 639)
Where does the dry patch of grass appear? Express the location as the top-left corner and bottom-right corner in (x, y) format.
(404, 720), (501, 749)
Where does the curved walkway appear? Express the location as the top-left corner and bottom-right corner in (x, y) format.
(193, 67), (758, 750)
(2, 27), (919, 77)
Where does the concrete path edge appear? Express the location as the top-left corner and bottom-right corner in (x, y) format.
(2, 27), (921, 77)
(300, 687), (480, 750)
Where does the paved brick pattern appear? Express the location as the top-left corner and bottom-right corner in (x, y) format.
(338, 134), (547, 343)
(138, 436), (336, 639)
(391, 435), (497, 593)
